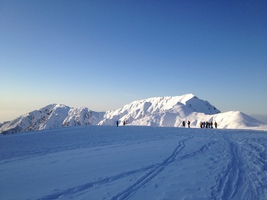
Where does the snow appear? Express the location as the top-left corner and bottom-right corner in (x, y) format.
(100, 94), (220, 127)
(1, 126), (267, 200)
(0, 94), (266, 134)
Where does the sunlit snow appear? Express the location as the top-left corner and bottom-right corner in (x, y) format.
(1, 94), (266, 134)
(1, 126), (267, 199)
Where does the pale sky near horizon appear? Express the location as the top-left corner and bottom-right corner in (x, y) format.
(1, 0), (267, 123)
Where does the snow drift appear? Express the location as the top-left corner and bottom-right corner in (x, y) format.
(0, 94), (265, 134)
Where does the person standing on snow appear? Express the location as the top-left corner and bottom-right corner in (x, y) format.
(187, 120), (191, 128)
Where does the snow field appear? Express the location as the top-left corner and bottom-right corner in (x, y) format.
(0, 126), (267, 200)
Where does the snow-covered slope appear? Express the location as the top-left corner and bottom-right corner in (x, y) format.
(99, 94), (220, 126)
(1, 126), (267, 199)
(0, 104), (104, 134)
(0, 94), (265, 134)
(184, 111), (266, 129)
(98, 94), (265, 129)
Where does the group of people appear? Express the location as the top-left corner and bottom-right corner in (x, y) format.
(200, 121), (218, 129)
(182, 120), (218, 129)
(116, 119), (218, 128)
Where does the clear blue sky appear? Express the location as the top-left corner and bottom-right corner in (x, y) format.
(1, 0), (267, 122)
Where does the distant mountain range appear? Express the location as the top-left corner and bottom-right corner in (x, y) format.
(0, 94), (266, 134)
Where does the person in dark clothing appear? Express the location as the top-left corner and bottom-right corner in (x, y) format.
(182, 121), (186, 127)
(187, 120), (191, 128)
(116, 120), (119, 127)
(214, 121), (218, 129)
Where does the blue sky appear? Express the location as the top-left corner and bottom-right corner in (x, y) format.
(1, 0), (267, 122)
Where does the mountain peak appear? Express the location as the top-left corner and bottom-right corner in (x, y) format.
(1, 94), (265, 134)
(180, 93), (196, 100)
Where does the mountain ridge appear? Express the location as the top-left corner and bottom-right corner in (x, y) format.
(1, 94), (266, 134)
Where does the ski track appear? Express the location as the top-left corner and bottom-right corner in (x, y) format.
(37, 136), (196, 200)
(111, 136), (218, 200)
(110, 137), (192, 200)
(211, 134), (267, 200)
(38, 138), (191, 200)
(37, 135), (220, 200)
(211, 135), (242, 200)
(239, 137), (267, 199)
(32, 133), (267, 200)
(36, 164), (155, 200)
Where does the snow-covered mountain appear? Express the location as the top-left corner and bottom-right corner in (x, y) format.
(0, 104), (104, 134)
(0, 94), (265, 134)
(99, 94), (220, 126)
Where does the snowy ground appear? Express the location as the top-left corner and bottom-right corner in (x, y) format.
(1, 126), (267, 200)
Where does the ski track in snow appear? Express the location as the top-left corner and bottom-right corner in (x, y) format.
(37, 164), (153, 200)
(37, 135), (221, 200)
(110, 137), (192, 200)
(238, 136), (267, 199)
(112, 137), (218, 200)
(211, 134), (267, 200)
(37, 137), (191, 200)
(1, 127), (267, 200)
(211, 135), (242, 200)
